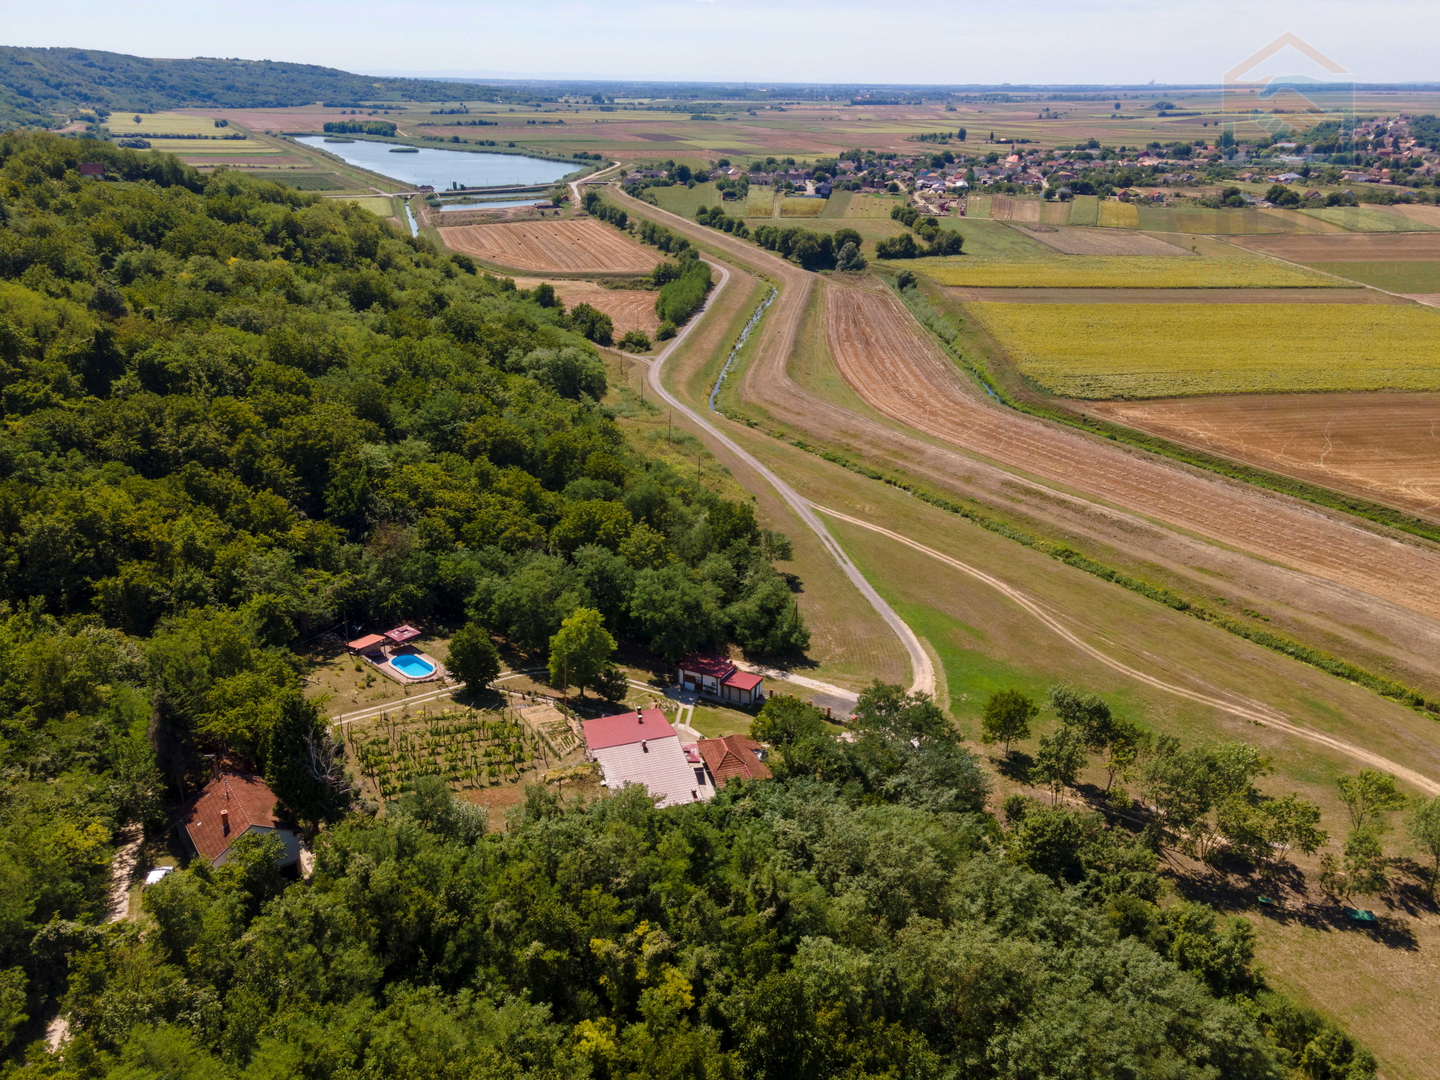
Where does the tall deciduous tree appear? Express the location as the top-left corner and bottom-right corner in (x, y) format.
(1032, 728), (1087, 805)
(1337, 770), (1406, 833)
(446, 623), (502, 695)
(548, 607), (615, 700)
(980, 689), (1037, 754)
(1407, 797), (1440, 899)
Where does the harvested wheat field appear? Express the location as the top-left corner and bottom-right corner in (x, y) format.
(440, 220), (662, 274)
(944, 287), (1401, 304)
(1231, 232), (1440, 263)
(821, 281), (1440, 621)
(1084, 393), (1440, 520)
(1023, 226), (1183, 256)
(512, 278), (660, 336)
(910, 255), (1333, 289)
(967, 302), (1440, 398)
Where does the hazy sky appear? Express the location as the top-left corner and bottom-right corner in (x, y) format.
(7, 0), (1438, 85)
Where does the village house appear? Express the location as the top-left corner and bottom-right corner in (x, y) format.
(582, 708), (714, 807)
(694, 735), (771, 788)
(180, 773), (302, 870)
(676, 653), (765, 706)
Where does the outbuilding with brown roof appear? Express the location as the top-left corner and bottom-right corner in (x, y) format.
(180, 773), (301, 869)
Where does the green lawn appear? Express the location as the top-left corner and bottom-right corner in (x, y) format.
(690, 704), (754, 739)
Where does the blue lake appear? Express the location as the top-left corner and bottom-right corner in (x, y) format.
(295, 136), (573, 189)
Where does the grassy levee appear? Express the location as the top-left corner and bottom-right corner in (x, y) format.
(906, 278), (1440, 547)
(605, 161), (1440, 1080)
(609, 187), (1440, 712)
(595, 244), (910, 691)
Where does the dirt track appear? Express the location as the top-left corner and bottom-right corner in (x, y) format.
(607, 188), (1440, 691)
(823, 282), (1440, 621)
(439, 219), (661, 273)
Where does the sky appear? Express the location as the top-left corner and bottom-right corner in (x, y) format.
(7, 0), (1439, 85)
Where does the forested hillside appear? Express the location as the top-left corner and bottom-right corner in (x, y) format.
(4, 680), (1375, 1079)
(0, 130), (810, 1057)
(0, 48), (518, 130)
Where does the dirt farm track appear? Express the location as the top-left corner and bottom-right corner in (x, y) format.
(439, 219), (661, 274)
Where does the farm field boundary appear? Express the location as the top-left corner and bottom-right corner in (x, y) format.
(966, 301), (1440, 397)
(906, 255), (1337, 289)
(782, 434), (1440, 727)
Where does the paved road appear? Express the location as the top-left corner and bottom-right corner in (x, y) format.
(633, 258), (935, 697)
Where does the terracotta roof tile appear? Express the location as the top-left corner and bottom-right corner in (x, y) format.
(181, 774), (284, 862)
(582, 708), (674, 751)
(697, 735), (772, 788)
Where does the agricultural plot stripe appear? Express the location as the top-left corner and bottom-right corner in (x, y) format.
(968, 302), (1440, 397)
(815, 504), (1440, 797)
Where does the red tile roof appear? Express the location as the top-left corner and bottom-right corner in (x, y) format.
(347, 633), (386, 651)
(181, 774), (286, 862)
(582, 708), (675, 751)
(677, 653), (736, 679)
(697, 735), (772, 788)
(724, 670), (764, 692)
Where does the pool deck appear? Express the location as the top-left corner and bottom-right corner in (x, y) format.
(359, 645), (447, 686)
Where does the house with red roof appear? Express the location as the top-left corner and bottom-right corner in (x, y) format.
(582, 708), (714, 808)
(696, 735), (771, 788)
(179, 773), (302, 869)
(676, 654), (765, 706)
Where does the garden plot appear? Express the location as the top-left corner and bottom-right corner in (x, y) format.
(346, 708), (569, 800)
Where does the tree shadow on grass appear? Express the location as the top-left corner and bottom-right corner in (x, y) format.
(996, 750), (1033, 784)
(1168, 863), (1421, 952)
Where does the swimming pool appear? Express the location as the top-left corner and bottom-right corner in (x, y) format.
(390, 654), (436, 679)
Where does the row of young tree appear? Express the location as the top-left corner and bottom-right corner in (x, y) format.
(980, 686), (1440, 903)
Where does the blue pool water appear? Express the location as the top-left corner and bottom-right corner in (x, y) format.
(390, 654), (436, 678)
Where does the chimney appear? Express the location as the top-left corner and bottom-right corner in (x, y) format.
(220, 808), (229, 833)
(641, 739), (649, 753)
(636, 709), (643, 723)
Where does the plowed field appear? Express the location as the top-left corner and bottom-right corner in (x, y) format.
(604, 187), (1440, 691)
(1231, 233), (1440, 262)
(512, 279), (660, 335)
(1026, 226), (1182, 255)
(822, 282), (1440, 621)
(1087, 393), (1440, 520)
(440, 220), (661, 273)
